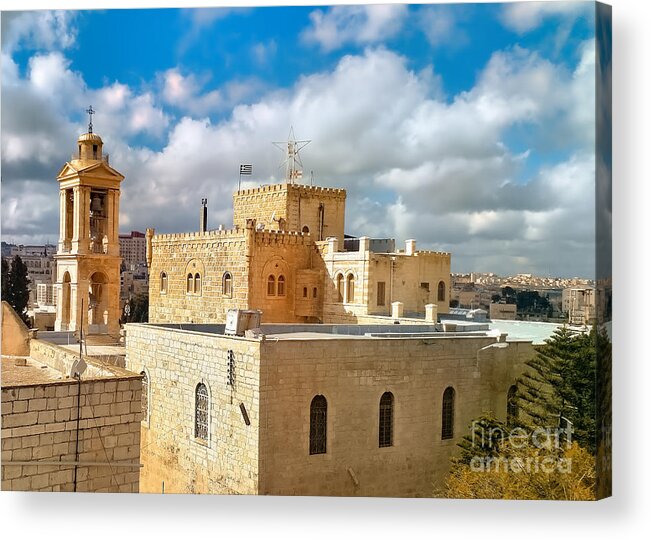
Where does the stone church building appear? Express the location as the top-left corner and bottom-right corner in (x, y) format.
(146, 182), (451, 325)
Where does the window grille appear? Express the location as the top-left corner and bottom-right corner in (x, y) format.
(309, 395), (327, 455)
(227, 350), (235, 387)
(195, 383), (209, 441)
(441, 387), (455, 440)
(379, 392), (394, 447)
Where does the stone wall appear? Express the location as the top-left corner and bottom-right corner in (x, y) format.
(257, 336), (533, 497)
(1, 301), (30, 356)
(1, 374), (142, 492)
(148, 228), (251, 324)
(124, 323), (261, 494)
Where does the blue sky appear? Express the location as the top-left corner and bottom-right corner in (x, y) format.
(1, 2), (599, 277)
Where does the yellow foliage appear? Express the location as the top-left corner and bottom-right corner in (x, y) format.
(444, 441), (596, 501)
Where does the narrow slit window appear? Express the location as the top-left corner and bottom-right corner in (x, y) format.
(379, 392), (394, 448)
(195, 383), (209, 441)
(441, 387), (455, 440)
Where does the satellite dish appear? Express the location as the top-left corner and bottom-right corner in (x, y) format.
(70, 356), (87, 378)
(257, 223), (265, 231)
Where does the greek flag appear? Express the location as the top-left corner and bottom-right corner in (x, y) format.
(239, 164), (252, 175)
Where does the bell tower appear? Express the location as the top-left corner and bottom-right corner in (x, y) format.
(54, 108), (124, 335)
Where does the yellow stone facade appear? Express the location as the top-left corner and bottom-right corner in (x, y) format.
(125, 321), (533, 496)
(148, 182), (450, 325)
(54, 131), (123, 335)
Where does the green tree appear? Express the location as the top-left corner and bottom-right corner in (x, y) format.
(6, 255), (31, 326)
(517, 326), (596, 453)
(122, 293), (149, 324)
(1, 257), (9, 303)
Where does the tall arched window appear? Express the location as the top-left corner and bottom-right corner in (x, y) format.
(223, 272), (232, 297)
(195, 383), (209, 441)
(194, 273), (201, 294)
(186, 273), (194, 293)
(336, 274), (344, 302)
(438, 281), (446, 302)
(160, 272), (168, 294)
(507, 385), (519, 425)
(346, 273), (355, 303)
(379, 392), (394, 448)
(267, 275), (276, 296)
(141, 371), (149, 424)
(277, 275), (286, 296)
(309, 395), (327, 455)
(441, 387), (455, 440)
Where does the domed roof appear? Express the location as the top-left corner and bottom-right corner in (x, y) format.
(78, 132), (103, 144)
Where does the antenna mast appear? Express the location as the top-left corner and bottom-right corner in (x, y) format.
(273, 126), (311, 184)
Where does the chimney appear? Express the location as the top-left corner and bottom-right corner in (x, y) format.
(200, 198), (208, 233)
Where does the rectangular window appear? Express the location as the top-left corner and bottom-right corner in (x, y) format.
(420, 282), (430, 292)
(377, 281), (386, 306)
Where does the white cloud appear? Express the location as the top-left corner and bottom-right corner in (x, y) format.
(2, 40), (596, 276)
(1, 10), (78, 53)
(418, 5), (467, 49)
(501, 1), (591, 34)
(301, 5), (408, 52)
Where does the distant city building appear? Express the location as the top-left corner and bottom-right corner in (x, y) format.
(563, 287), (597, 325)
(2, 243), (57, 306)
(489, 302), (517, 320)
(36, 283), (55, 306)
(119, 231), (147, 270)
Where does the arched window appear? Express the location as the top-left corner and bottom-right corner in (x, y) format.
(441, 387), (455, 440)
(141, 371), (149, 424)
(507, 385), (519, 425)
(379, 392), (394, 448)
(302, 225), (310, 234)
(267, 275), (276, 296)
(438, 281), (446, 302)
(346, 273), (355, 303)
(186, 273), (194, 293)
(195, 383), (209, 441)
(160, 272), (168, 294)
(309, 395), (327, 455)
(336, 274), (344, 302)
(194, 273), (201, 294)
(277, 275), (286, 296)
(223, 272), (232, 297)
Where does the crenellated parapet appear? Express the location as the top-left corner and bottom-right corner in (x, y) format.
(254, 229), (312, 247)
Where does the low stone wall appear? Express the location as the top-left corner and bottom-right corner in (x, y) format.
(29, 339), (111, 379)
(1, 375), (142, 492)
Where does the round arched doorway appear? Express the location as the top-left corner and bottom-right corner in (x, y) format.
(88, 271), (109, 333)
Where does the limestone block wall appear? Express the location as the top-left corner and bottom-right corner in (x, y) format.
(148, 229), (250, 324)
(257, 336), (533, 497)
(247, 231), (314, 323)
(1, 375), (142, 492)
(285, 184), (346, 243)
(233, 184), (288, 231)
(124, 323), (261, 494)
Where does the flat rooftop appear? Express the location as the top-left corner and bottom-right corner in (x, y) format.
(137, 322), (508, 341)
(2, 355), (67, 386)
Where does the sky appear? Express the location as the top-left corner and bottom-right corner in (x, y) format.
(1, 1), (600, 277)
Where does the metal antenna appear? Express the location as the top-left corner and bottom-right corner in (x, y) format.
(272, 126), (311, 184)
(86, 105), (95, 133)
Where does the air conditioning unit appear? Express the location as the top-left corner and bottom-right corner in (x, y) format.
(225, 309), (262, 336)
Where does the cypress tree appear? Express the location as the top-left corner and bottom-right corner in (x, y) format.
(7, 255), (31, 326)
(1, 257), (9, 303)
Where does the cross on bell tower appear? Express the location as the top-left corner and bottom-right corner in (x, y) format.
(86, 105), (95, 133)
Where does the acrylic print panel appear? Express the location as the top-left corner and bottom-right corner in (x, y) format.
(0, 1), (611, 500)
